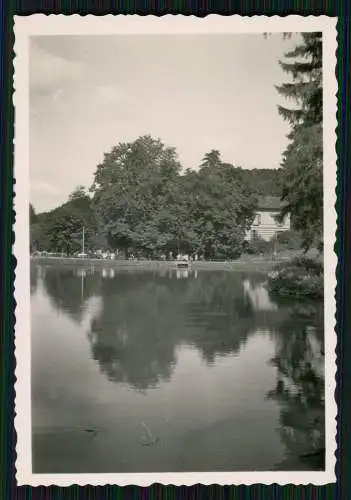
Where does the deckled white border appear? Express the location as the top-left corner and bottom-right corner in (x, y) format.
(14, 15), (338, 487)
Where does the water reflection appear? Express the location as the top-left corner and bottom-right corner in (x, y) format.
(32, 263), (325, 470)
(30, 264), (38, 296)
(88, 270), (279, 381)
(267, 302), (325, 469)
(243, 279), (278, 311)
(42, 266), (101, 324)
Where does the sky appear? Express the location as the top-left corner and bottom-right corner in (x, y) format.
(30, 34), (300, 213)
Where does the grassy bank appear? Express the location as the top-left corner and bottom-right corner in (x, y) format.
(30, 255), (290, 272)
(30, 249), (309, 273)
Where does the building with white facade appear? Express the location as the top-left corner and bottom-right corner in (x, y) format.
(246, 196), (290, 241)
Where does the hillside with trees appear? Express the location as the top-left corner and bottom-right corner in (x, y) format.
(238, 168), (283, 197)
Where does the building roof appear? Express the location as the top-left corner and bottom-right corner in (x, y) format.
(257, 196), (285, 211)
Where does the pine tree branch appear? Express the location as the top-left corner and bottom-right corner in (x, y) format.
(278, 60), (321, 79)
(276, 81), (318, 101)
(277, 105), (304, 125)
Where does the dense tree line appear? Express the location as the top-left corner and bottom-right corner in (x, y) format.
(30, 187), (104, 255)
(30, 138), (284, 259)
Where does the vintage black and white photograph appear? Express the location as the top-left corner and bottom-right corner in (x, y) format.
(14, 16), (337, 486)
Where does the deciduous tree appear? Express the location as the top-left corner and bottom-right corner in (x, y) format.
(200, 149), (222, 169)
(91, 135), (182, 256)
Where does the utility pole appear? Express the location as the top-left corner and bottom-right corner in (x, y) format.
(82, 226), (85, 255)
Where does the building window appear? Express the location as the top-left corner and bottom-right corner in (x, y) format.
(251, 229), (258, 240)
(272, 213), (284, 227)
(253, 214), (261, 226)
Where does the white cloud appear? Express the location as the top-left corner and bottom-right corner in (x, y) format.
(30, 42), (86, 93)
(95, 85), (127, 105)
(30, 34), (297, 212)
(52, 88), (65, 103)
(30, 182), (63, 212)
(31, 181), (59, 195)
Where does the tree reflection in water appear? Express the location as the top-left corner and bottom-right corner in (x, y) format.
(267, 301), (325, 469)
(184, 273), (288, 364)
(87, 270), (270, 387)
(88, 274), (179, 390)
(41, 264), (102, 324)
(39, 265), (325, 469)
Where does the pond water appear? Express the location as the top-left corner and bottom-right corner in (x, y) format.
(30, 264), (325, 473)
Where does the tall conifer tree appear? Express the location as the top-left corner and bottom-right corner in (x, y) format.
(276, 33), (323, 250)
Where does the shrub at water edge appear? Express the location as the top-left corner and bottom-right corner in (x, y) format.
(267, 256), (323, 299)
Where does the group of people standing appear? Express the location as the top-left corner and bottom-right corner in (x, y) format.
(175, 253), (198, 262)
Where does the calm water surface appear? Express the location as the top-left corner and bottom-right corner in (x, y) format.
(31, 264), (325, 473)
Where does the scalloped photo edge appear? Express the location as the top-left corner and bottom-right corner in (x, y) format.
(13, 14), (337, 486)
